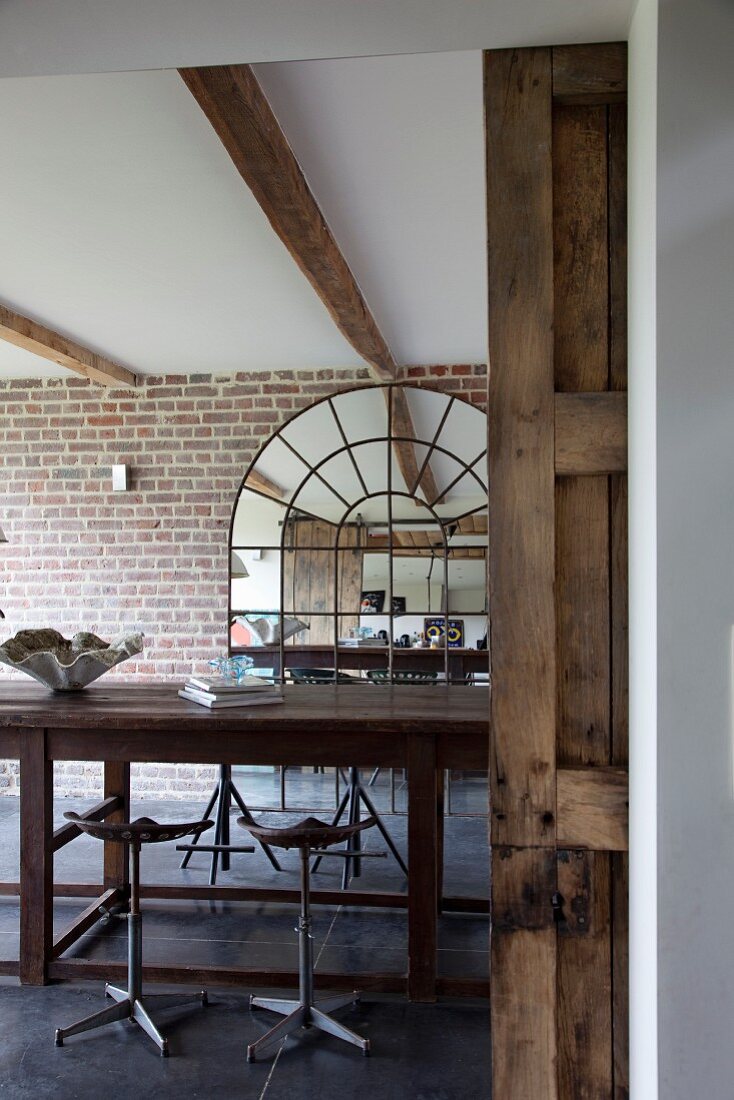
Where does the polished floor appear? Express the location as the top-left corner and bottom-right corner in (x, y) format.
(0, 769), (490, 1099)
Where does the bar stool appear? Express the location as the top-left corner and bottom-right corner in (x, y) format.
(236, 813), (377, 1062)
(54, 813), (242, 1057)
(180, 764), (281, 883)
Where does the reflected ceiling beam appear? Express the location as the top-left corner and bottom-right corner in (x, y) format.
(245, 468), (287, 501)
(179, 64), (438, 502)
(391, 388), (439, 502)
(0, 303), (136, 388)
(179, 64), (395, 379)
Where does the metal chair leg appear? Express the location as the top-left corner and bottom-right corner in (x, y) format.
(179, 784), (218, 869)
(311, 783), (350, 873)
(250, 995), (300, 1016)
(55, 999), (130, 1046)
(357, 781), (408, 876)
(310, 1007), (370, 1055)
(247, 1005), (306, 1062)
(133, 1000), (168, 1056)
(228, 779), (282, 872)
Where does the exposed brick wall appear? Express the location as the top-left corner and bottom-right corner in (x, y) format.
(0, 364), (487, 798)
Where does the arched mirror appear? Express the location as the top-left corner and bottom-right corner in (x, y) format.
(229, 384), (488, 684)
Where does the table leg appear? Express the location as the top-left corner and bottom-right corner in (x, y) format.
(103, 762), (130, 895)
(436, 768), (445, 915)
(19, 728), (53, 985)
(407, 730), (437, 1003)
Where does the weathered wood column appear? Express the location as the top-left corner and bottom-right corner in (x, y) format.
(486, 42), (629, 1099)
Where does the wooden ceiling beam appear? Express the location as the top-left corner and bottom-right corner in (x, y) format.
(179, 64), (396, 381)
(179, 64), (440, 502)
(390, 387), (440, 502)
(245, 468), (287, 501)
(0, 303), (136, 388)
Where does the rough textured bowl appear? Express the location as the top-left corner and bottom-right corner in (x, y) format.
(0, 629), (144, 691)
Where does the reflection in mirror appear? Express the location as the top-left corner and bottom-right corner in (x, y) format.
(229, 384), (488, 683)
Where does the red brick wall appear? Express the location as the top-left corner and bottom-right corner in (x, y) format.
(0, 364), (486, 797)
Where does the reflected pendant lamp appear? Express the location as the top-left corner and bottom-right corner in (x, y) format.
(230, 550), (249, 579)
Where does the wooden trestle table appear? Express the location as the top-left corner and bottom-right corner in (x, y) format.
(0, 683), (489, 1001)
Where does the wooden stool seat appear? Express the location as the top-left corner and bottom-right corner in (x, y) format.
(63, 812), (213, 845)
(238, 814), (376, 851)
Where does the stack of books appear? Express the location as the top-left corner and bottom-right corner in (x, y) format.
(178, 675), (284, 709)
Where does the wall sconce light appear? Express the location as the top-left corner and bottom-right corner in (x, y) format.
(112, 465), (129, 492)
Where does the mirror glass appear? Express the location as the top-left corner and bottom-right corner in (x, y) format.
(230, 384), (488, 683)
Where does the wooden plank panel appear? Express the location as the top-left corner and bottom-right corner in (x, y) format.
(486, 46), (556, 848)
(558, 850), (613, 1098)
(552, 44), (627, 104)
(492, 847), (556, 931)
(608, 103), (628, 393)
(557, 768), (628, 851)
(555, 392), (627, 475)
(556, 477), (610, 764)
(609, 98), (629, 1100)
(612, 852), (630, 1099)
(492, 929), (557, 1096)
(486, 44), (557, 1100)
(553, 105), (609, 392)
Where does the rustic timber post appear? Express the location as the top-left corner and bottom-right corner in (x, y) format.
(486, 47), (558, 1098)
(486, 42), (629, 1099)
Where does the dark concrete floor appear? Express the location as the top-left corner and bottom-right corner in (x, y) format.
(0, 769), (490, 1099)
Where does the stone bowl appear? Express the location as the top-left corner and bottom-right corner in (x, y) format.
(0, 629), (144, 691)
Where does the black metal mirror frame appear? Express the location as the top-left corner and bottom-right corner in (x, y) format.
(228, 383), (488, 683)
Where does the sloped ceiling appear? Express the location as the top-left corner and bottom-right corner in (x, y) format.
(0, 53), (487, 378)
(0, 0), (633, 79)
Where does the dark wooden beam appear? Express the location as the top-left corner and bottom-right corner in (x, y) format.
(486, 45), (558, 1099)
(179, 64), (397, 381)
(180, 64), (440, 498)
(552, 43), (627, 105)
(0, 303), (136, 388)
(391, 387), (440, 502)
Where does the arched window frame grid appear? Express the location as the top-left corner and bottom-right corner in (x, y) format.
(228, 383), (489, 684)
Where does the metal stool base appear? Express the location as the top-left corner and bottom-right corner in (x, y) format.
(247, 992), (369, 1061)
(55, 986), (207, 1057)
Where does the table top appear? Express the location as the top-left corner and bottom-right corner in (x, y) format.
(0, 681), (489, 734)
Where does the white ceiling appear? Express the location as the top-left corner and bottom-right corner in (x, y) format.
(254, 53), (486, 365)
(0, 0), (633, 79)
(0, 0), (633, 382)
(0, 68), (356, 378)
(0, 53), (487, 379)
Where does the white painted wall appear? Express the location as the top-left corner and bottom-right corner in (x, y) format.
(628, 0), (659, 1095)
(655, 0), (734, 1095)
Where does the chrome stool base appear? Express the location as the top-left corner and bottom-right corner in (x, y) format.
(55, 987), (207, 1057)
(247, 992), (369, 1061)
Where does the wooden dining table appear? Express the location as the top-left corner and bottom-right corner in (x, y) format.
(0, 682), (489, 1002)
